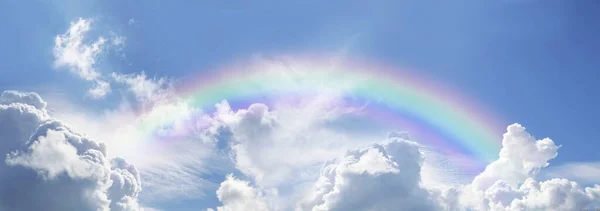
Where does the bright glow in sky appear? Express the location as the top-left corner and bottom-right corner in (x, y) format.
(1, 1), (600, 211)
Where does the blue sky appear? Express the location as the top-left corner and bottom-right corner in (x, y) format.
(1, 1), (600, 210)
(3, 0), (599, 162)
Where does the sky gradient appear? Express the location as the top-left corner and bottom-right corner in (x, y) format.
(1, 1), (600, 210)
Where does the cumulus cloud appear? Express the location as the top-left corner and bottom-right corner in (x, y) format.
(30, 83), (600, 211)
(109, 158), (143, 210)
(197, 101), (444, 210)
(202, 100), (376, 193)
(0, 90), (142, 211)
(209, 174), (271, 211)
(47, 88), (225, 204)
(0, 90), (47, 110)
(204, 104), (600, 211)
(471, 123), (560, 192)
(438, 124), (600, 211)
(298, 138), (438, 211)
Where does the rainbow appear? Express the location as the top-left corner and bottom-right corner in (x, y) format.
(142, 56), (505, 167)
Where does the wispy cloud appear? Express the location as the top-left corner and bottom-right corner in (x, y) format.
(53, 18), (104, 81)
(52, 18), (131, 99)
(53, 18), (110, 98)
(112, 72), (175, 105)
(541, 161), (600, 185)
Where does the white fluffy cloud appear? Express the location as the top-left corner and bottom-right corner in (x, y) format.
(202, 101), (600, 211)
(13, 87), (600, 211)
(209, 174), (271, 211)
(0, 90), (142, 211)
(470, 124), (560, 192)
(202, 99), (376, 193)
(298, 138), (438, 211)
(50, 18), (197, 204)
(440, 124), (600, 211)
(53, 18), (112, 98)
(53, 17), (161, 101)
(47, 93), (217, 203)
(199, 101), (447, 210)
(53, 18), (104, 81)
